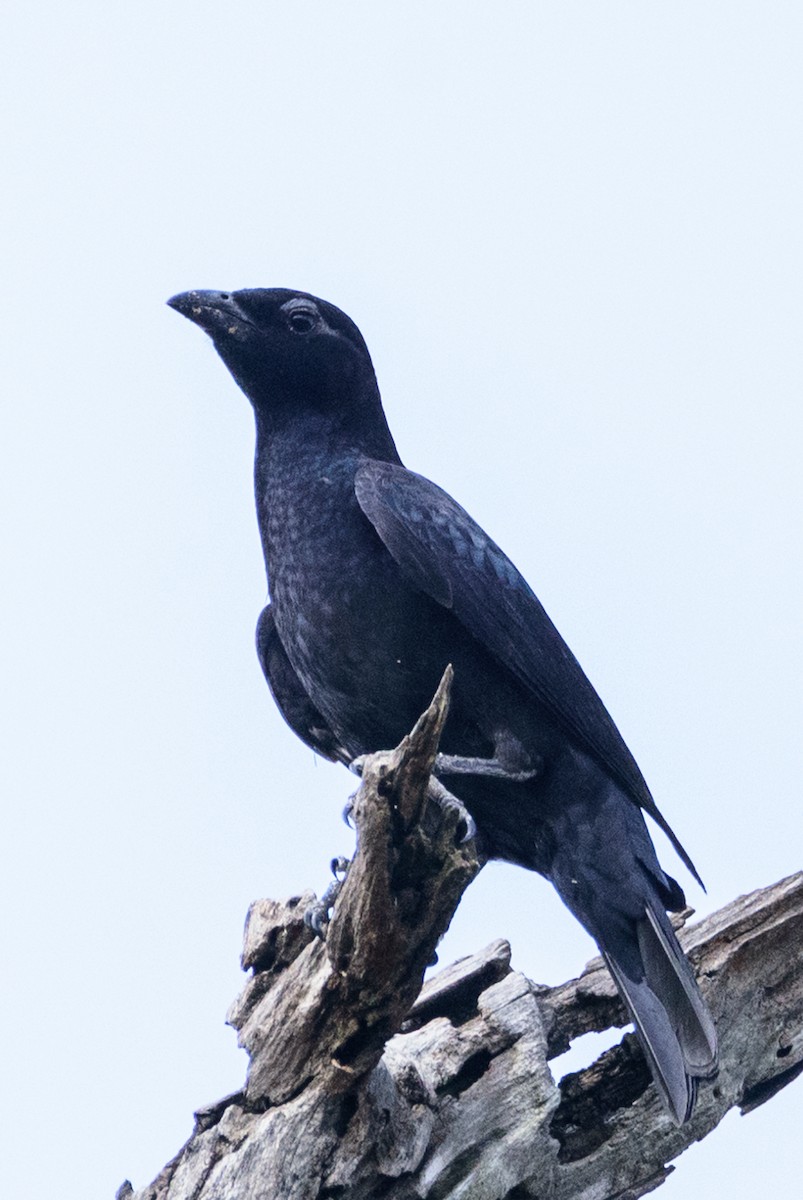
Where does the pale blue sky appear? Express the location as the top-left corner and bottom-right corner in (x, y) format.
(1, 3), (801, 1196)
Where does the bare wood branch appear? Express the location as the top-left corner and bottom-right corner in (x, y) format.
(120, 676), (803, 1200)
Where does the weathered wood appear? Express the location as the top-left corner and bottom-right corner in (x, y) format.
(224, 666), (481, 1113)
(120, 676), (803, 1199)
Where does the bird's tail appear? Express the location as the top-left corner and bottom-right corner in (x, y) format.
(600, 899), (718, 1124)
(546, 777), (718, 1124)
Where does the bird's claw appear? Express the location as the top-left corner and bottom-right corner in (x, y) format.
(427, 777), (477, 843)
(304, 856), (351, 937)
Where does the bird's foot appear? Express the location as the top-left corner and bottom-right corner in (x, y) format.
(351, 751), (480, 842)
(304, 856), (351, 938)
(433, 752), (540, 783)
(427, 777), (477, 843)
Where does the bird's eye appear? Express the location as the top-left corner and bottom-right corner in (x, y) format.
(286, 308), (318, 334)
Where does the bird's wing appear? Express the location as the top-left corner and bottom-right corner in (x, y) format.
(355, 460), (701, 883)
(256, 605), (350, 764)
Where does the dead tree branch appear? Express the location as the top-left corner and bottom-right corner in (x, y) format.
(120, 673), (803, 1200)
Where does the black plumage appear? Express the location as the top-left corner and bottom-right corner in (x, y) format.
(168, 286), (717, 1122)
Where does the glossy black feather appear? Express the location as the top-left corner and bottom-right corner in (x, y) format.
(168, 286), (718, 1122)
(355, 460), (702, 886)
(256, 605), (347, 763)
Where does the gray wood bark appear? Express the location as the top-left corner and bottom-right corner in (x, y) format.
(119, 672), (803, 1200)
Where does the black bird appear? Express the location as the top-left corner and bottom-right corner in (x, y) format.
(168, 287), (717, 1123)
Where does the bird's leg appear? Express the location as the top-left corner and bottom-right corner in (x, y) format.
(353, 748), (539, 785)
(304, 855), (351, 938)
(351, 745), (536, 843)
(433, 751), (540, 783)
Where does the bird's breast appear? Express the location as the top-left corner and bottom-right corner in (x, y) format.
(260, 465), (444, 752)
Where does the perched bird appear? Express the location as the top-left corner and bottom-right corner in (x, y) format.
(168, 287), (717, 1123)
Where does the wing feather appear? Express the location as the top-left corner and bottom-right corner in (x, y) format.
(355, 460), (701, 884)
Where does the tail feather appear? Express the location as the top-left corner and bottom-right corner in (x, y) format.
(604, 951), (694, 1123)
(545, 772), (717, 1123)
(641, 906), (718, 1077)
(604, 907), (718, 1124)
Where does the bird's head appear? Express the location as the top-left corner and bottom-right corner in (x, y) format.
(167, 288), (379, 425)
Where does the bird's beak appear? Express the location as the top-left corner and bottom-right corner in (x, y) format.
(167, 290), (252, 339)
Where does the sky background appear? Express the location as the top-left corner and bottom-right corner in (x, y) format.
(1, 3), (801, 1197)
